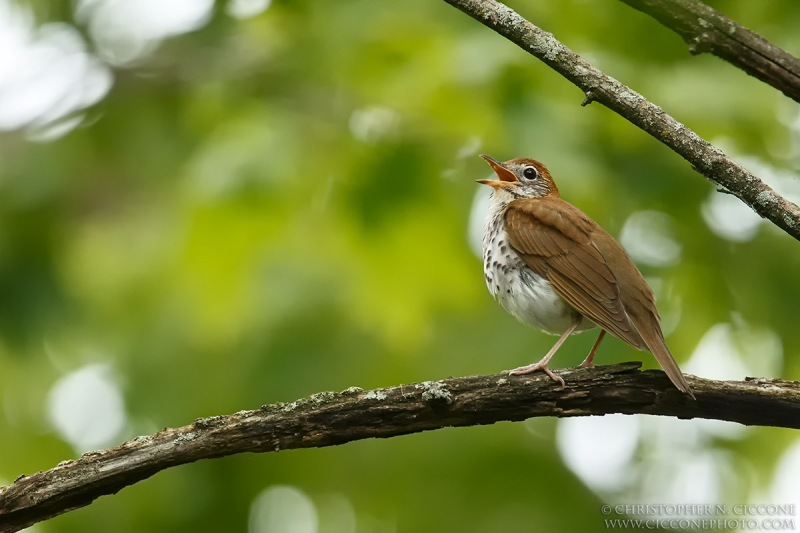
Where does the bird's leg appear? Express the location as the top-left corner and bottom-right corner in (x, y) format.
(506, 320), (581, 389)
(580, 330), (607, 368)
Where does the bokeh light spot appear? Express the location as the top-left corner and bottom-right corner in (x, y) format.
(249, 485), (318, 533)
(46, 363), (126, 453)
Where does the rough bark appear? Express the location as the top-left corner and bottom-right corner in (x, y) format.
(2, 363), (799, 532)
(619, 0), (800, 103)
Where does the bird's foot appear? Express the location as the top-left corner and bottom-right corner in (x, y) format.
(506, 362), (566, 390)
(579, 330), (605, 369)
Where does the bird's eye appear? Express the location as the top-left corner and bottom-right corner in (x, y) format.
(522, 166), (538, 180)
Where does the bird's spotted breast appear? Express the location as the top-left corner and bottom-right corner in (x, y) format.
(483, 204), (593, 335)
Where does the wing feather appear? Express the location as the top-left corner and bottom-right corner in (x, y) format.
(504, 198), (642, 347)
(504, 197), (693, 396)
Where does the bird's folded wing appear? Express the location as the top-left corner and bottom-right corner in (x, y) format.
(504, 198), (645, 350)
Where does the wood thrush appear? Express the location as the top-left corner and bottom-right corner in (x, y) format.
(478, 155), (693, 398)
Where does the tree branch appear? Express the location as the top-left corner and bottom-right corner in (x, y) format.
(442, 0), (800, 242)
(1, 362), (799, 532)
(619, 0), (800, 103)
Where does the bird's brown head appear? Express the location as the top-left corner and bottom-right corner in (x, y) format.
(477, 155), (559, 199)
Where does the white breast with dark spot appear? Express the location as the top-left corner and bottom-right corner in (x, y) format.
(482, 192), (595, 335)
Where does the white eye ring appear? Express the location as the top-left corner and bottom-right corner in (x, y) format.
(522, 166), (538, 180)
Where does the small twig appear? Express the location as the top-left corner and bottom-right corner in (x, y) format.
(441, 0), (800, 241)
(1, 362), (799, 532)
(619, 0), (800, 103)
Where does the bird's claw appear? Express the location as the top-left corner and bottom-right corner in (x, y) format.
(506, 363), (566, 390)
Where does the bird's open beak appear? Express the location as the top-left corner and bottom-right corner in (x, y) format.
(477, 154), (517, 188)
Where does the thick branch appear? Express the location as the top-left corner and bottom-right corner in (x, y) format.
(442, 0), (800, 242)
(2, 362), (799, 532)
(619, 0), (800, 103)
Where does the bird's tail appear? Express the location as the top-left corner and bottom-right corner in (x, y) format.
(637, 315), (694, 399)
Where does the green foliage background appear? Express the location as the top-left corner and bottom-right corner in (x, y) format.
(1, 0), (799, 531)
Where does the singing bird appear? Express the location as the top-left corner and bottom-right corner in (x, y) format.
(478, 155), (693, 397)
